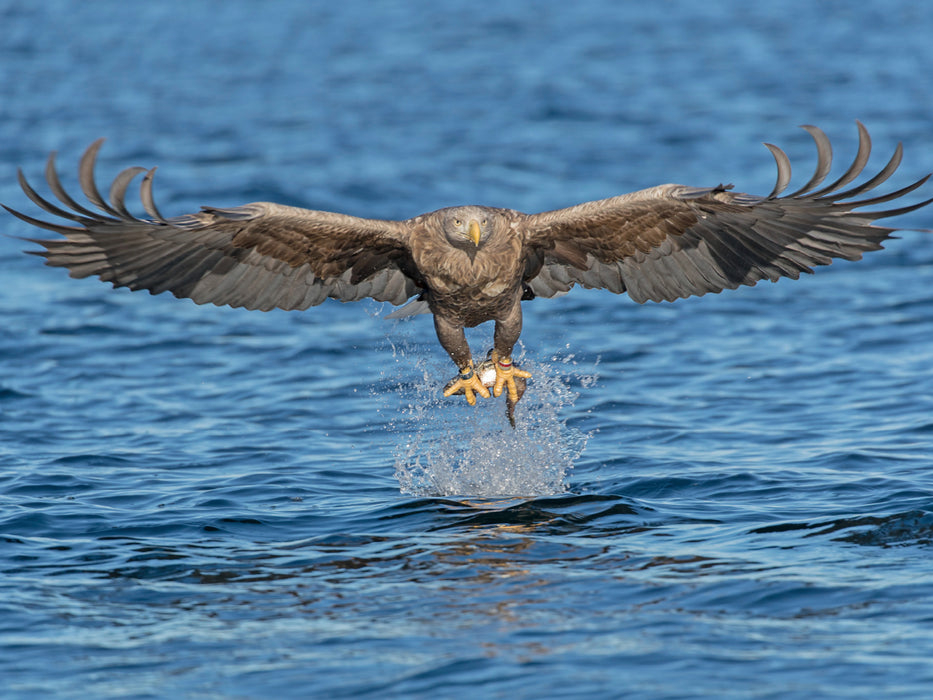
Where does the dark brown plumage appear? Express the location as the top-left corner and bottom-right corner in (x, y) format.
(6, 123), (931, 419)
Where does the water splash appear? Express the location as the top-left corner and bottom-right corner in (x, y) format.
(380, 334), (592, 498)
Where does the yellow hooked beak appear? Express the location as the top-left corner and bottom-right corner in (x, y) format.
(468, 219), (482, 246)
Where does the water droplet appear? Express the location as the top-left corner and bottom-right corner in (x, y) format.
(381, 348), (589, 498)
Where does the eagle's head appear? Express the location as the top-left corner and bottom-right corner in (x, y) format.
(440, 206), (500, 254)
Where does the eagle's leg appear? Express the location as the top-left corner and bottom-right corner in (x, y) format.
(491, 297), (532, 404)
(443, 363), (491, 405)
(491, 351), (532, 403)
(435, 314), (490, 405)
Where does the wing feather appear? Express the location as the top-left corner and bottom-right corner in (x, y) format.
(5, 140), (421, 311)
(521, 122), (932, 303)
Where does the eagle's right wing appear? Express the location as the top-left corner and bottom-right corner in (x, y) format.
(6, 140), (422, 311)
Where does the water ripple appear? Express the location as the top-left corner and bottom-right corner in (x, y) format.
(3, 2), (933, 697)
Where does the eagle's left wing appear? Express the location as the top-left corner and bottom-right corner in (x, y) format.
(520, 123), (931, 303)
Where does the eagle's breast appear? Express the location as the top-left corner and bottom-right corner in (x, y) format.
(409, 212), (526, 325)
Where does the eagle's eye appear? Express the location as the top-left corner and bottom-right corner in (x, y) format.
(481, 218), (488, 226)
(453, 218), (462, 226)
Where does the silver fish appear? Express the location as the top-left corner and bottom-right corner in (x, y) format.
(443, 351), (527, 428)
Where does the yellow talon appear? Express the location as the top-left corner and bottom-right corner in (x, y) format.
(491, 352), (532, 403)
(442, 363), (491, 405)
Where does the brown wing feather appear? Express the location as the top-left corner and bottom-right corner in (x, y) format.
(5, 140), (421, 311)
(521, 122), (932, 303)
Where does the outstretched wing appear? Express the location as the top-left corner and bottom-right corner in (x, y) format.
(5, 140), (421, 311)
(520, 122), (932, 303)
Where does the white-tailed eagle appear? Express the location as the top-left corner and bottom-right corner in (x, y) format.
(6, 123), (931, 424)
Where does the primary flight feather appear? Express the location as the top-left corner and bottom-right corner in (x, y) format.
(6, 123), (931, 423)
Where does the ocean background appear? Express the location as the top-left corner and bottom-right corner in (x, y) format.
(2, 1), (933, 697)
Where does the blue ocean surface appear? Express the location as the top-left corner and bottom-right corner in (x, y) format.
(3, 1), (933, 697)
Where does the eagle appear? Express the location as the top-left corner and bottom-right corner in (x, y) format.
(5, 123), (931, 424)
